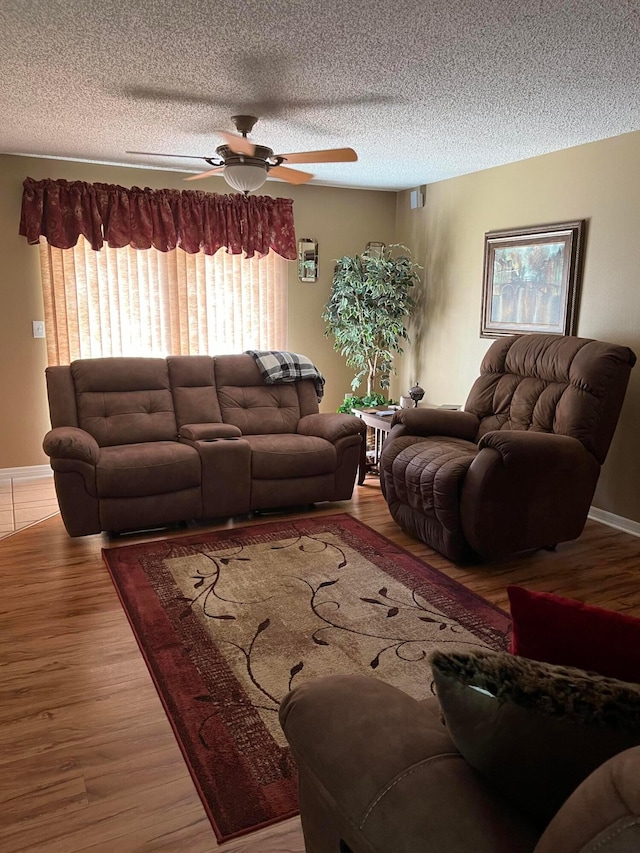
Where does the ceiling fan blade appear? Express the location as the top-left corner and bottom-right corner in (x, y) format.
(275, 147), (358, 165)
(214, 131), (256, 156)
(127, 150), (207, 160)
(184, 166), (226, 182)
(268, 165), (314, 185)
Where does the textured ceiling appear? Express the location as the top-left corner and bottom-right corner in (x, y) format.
(1, 0), (639, 191)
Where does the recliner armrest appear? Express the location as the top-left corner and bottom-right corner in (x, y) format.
(280, 675), (538, 853)
(297, 413), (366, 443)
(390, 408), (479, 441)
(477, 430), (590, 470)
(534, 746), (640, 853)
(462, 430), (601, 557)
(43, 426), (100, 465)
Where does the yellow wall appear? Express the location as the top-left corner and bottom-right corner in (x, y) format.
(4, 132), (640, 524)
(0, 154), (396, 468)
(394, 130), (640, 523)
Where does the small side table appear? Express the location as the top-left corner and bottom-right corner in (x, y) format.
(351, 407), (397, 479)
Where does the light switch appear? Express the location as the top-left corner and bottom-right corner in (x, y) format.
(32, 320), (45, 338)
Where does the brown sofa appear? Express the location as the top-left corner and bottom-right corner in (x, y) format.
(280, 673), (640, 853)
(380, 334), (636, 562)
(43, 354), (366, 536)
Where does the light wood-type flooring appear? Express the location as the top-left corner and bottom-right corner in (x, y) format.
(1, 477), (640, 852)
(0, 473), (59, 540)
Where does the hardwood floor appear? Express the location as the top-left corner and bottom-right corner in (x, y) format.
(1, 480), (639, 851)
(0, 473), (58, 540)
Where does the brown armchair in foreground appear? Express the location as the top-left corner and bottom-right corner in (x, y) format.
(280, 668), (640, 853)
(380, 334), (636, 562)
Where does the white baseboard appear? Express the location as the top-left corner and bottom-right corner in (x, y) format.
(588, 506), (640, 538)
(0, 464), (52, 480)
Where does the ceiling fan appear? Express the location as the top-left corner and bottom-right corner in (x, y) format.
(128, 114), (358, 195)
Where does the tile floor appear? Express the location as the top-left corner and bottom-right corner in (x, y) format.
(0, 472), (59, 540)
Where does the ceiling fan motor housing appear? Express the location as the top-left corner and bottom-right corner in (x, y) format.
(214, 144), (282, 170)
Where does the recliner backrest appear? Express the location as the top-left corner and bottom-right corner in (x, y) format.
(464, 335), (636, 464)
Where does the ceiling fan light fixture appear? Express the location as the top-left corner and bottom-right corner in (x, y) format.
(223, 163), (268, 194)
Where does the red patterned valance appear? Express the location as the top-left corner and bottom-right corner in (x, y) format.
(19, 177), (296, 260)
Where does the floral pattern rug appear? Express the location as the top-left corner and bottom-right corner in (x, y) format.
(102, 513), (510, 842)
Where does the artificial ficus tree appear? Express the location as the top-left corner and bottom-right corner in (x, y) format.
(323, 244), (420, 396)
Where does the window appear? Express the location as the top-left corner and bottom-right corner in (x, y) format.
(38, 236), (288, 365)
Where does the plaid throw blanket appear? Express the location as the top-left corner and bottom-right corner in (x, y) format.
(246, 350), (326, 402)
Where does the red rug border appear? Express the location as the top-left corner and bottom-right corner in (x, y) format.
(102, 511), (510, 842)
(103, 537), (300, 844)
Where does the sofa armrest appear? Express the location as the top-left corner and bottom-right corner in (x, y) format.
(179, 423), (242, 440)
(297, 413), (366, 443)
(43, 427), (100, 465)
(534, 746), (640, 853)
(389, 408), (479, 441)
(280, 675), (538, 853)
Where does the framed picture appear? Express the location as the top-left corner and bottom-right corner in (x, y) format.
(480, 220), (585, 338)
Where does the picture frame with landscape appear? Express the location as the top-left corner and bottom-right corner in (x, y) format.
(480, 220), (585, 338)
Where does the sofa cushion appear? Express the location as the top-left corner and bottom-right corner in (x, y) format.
(508, 585), (640, 684)
(167, 355), (223, 426)
(431, 649), (640, 827)
(71, 358), (177, 446)
(215, 354), (319, 419)
(244, 434), (337, 478)
(96, 442), (201, 498)
(215, 353), (310, 434)
(218, 384), (302, 435)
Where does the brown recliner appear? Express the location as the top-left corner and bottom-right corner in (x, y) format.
(380, 334), (636, 562)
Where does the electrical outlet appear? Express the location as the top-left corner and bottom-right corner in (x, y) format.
(32, 320), (45, 338)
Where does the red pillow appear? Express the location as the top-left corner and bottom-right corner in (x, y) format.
(507, 585), (640, 684)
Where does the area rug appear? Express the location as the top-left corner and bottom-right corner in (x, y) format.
(102, 513), (510, 842)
